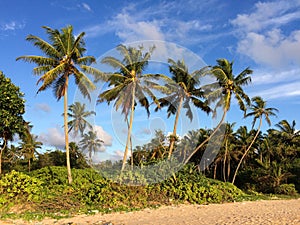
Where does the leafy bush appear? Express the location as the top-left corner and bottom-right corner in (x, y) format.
(0, 170), (43, 203)
(160, 164), (244, 204)
(274, 184), (298, 196)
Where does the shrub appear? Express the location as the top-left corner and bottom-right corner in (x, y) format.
(274, 184), (298, 196)
(0, 170), (43, 203)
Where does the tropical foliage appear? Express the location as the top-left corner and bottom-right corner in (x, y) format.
(0, 25), (299, 219)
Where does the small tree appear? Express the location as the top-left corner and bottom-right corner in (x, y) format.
(0, 71), (26, 174)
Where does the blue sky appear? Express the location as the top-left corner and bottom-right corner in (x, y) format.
(1, 0), (300, 161)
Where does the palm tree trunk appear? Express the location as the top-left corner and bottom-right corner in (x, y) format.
(126, 117), (134, 170)
(232, 116), (262, 184)
(223, 139), (228, 182)
(28, 159), (31, 172)
(0, 139), (7, 175)
(168, 97), (183, 159)
(64, 76), (72, 184)
(184, 108), (227, 164)
(121, 83), (136, 171)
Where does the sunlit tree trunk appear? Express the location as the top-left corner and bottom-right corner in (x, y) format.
(122, 82), (136, 171)
(168, 97), (183, 159)
(64, 76), (72, 184)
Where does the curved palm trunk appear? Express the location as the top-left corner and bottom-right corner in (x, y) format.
(121, 82), (136, 171)
(168, 97), (183, 159)
(0, 139), (7, 175)
(184, 108), (227, 164)
(64, 76), (72, 184)
(232, 116), (262, 184)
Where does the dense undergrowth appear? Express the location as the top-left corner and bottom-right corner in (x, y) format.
(0, 165), (298, 221)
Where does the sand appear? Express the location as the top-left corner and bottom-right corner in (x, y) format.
(2, 198), (300, 225)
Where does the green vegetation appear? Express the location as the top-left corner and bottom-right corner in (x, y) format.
(0, 25), (299, 220)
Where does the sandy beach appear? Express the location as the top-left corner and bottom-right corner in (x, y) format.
(2, 198), (299, 225)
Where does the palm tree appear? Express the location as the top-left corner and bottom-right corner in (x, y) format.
(97, 44), (160, 171)
(184, 59), (252, 164)
(20, 134), (42, 172)
(156, 59), (210, 159)
(222, 122), (236, 182)
(68, 102), (95, 137)
(275, 120), (300, 143)
(79, 130), (104, 164)
(16, 25), (102, 184)
(231, 96), (278, 184)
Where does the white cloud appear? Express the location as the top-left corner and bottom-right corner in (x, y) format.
(231, 1), (300, 32)
(81, 3), (92, 12)
(34, 103), (51, 113)
(251, 68), (300, 85)
(231, 0), (300, 68)
(1, 21), (25, 31)
(111, 150), (124, 161)
(93, 125), (113, 147)
(38, 126), (65, 149)
(37, 124), (113, 151)
(83, 1), (216, 47)
(237, 29), (300, 68)
(249, 82), (300, 100)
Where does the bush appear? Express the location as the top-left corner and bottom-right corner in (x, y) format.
(160, 164), (244, 204)
(274, 184), (298, 196)
(0, 170), (43, 203)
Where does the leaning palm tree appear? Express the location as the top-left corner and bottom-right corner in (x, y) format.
(97, 44), (161, 171)
(231, 96), (278, 184)
(184, 59), (252, 164)
(68, 102), (95, 137)
(156, 59), (210, 159)
(16, 25), (103, 184)
(79, 130), (104, 164)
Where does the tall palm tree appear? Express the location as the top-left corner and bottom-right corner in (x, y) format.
(185, 59), (252, 164)
(68, 102), (95, 137)
(16, 25), (102, 184)
(79, 130), (104, 164)
(156, 59), (210, 159)
(97, 44), (160, 171)
(232, 96), (278, 184)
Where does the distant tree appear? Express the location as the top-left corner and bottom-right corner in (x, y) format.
(0, 71), (26, 174)
(17, 25), (103, 184)
(80, 130), (104, 164)
(68, 102), (95, 137)
(19, 124), (42, 172)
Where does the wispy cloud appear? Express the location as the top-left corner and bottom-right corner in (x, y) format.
(34, 103), (51, 113)
(81, 3), (92, 12)
(251, 68), (300, 85)
(249, 82), (300, 100)
(83, 0), (223, 47)
(1, 21), (25, 31)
